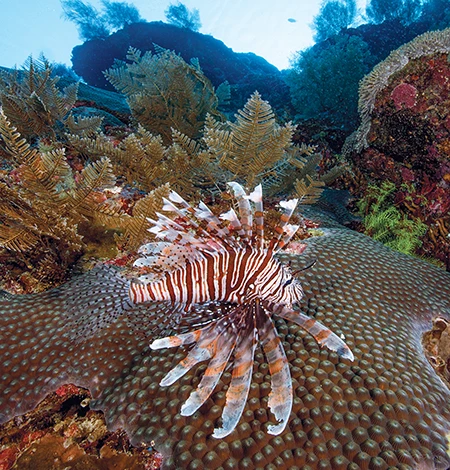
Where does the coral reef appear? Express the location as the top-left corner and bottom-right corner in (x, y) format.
(1, 27), (450, 467)
(0, 87), (328, 291)
(342, 28), (450, 268)
(67, 91), (331, 208)
(0, 210), (450, 468)
(0, 383), (161, 469)
(348, 28), (450, 153)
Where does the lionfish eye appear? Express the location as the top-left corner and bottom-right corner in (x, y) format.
(283, 278), (293, 287)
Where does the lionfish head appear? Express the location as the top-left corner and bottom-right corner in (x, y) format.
(251, 259), (304, 307)
(276, 264), (305, 304)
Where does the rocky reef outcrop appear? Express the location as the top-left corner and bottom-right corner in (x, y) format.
(343, 29), (450, 269)
(71, 21), (291, 114)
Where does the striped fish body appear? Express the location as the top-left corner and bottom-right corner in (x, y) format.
(130, 182), (353, 438)
(129, 247), (304, 309)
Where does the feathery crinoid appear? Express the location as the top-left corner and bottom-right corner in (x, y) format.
(129, 182), (354, 438)
(104, 46), (225, 144)
(0, 55), (93, 140)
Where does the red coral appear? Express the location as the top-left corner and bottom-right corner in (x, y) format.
(55, 384), (82, 397)
(390, 83), (417, 110)
(0, 447), (18, 470)
(400, 166), (415, 182)
(106, 254), (135, 267)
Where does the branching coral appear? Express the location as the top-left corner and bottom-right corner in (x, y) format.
(67, 124), (212, 199)
(203, 92), (295, 188)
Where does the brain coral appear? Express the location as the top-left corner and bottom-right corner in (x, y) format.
(1, 210), (450, 469)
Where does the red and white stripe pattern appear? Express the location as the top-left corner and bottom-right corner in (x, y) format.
(130, 182), (354, 438)
(130, 248), (303, 309)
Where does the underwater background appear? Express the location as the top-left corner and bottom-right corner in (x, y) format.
(1, 0), (450, 468)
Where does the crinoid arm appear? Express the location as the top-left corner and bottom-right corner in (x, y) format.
(271, 304), (354, 361)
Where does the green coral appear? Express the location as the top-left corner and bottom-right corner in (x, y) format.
(357, 181), (427, 255)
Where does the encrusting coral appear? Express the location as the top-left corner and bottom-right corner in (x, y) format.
(347, 28), (450, 153)
(342, 28), (450, 268)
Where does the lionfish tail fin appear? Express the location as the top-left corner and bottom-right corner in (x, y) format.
(256, 304), (293, 435)
(64, 265), (133, 342)
(277, 307), (354, 361)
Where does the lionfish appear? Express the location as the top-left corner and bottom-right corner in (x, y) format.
(129, 182), (354, 438)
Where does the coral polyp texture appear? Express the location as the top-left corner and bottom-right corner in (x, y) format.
(1, 209), (450, 468)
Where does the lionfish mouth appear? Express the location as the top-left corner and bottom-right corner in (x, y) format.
(132, 181), (354, 438)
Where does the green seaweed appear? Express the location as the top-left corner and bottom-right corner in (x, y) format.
(357, 180), (427, 256)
